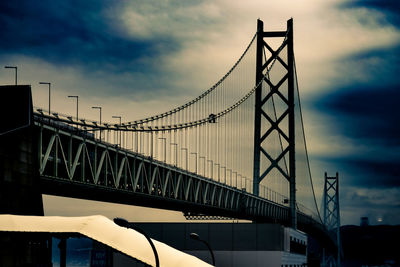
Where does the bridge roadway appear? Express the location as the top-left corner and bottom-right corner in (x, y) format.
(35, 114), (334, 248)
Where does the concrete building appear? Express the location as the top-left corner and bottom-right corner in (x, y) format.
(136, 222), (308, 267)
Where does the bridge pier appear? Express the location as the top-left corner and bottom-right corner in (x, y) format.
(0, 126), (43, 215)
(0, 85), (47, 266)
(0, 85), (43, 215)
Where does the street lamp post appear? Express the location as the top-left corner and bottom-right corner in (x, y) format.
(207, 160), (213, 179)
(189, 233), (215, 266)
(190, 152), (197, 174)
(68, 96), (79, 120)
(215, 163), (220, 182)
(92, 106), (102, 140)
(199, 156), (205, 176)
(221, 166), (226, 184)
(227, 169), (232, 186)
(112, 116), (122, 147)
(5, 66), (17, 85)
(158, 138), (166, 162)
(39, 82), (51, 115)
(232, 172), (237, 188)
(114, 218), (159, 267)
(181, 148), (188, 170)
(170, 143), (178, 167)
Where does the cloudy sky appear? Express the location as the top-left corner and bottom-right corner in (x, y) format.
(0, 0), (399, 226)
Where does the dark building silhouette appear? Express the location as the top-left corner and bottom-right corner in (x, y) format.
(341, 224), (400, 266)
(360, 217), (369, 227)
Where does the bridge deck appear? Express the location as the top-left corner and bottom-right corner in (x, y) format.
(34, 116), (334, 249)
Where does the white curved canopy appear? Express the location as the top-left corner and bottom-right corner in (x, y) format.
(0, 214), (212, 267)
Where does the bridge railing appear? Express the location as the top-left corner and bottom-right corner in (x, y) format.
(297, 202), (323, 224)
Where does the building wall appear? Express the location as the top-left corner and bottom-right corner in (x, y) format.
(136, 222), (308, 267)
(137, 222), (284, 252)
(187, 250), (283, 267)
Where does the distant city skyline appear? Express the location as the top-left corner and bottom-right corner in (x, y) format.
(0, 0), (399, 225)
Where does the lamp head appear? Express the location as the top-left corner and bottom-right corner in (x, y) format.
(114, 217), (129, 228)
(190, 232), (200, 241)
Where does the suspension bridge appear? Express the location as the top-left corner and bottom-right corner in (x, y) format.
(0, 19), (340, 264)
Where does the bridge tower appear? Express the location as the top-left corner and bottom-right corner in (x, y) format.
(252, 19), (296, 228)
(323, 172), (341, 267)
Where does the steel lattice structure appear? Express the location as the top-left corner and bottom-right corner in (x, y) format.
(323, 172), (341, 266)
(252, 19), (297, 228)
(37, 119), (291, 222)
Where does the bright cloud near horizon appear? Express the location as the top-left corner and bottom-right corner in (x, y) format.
(0, 0), (399, 226)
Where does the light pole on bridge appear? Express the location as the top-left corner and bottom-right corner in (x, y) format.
(199, 156), (206, 176)
(68, 95), (79, 120)
(39, 82), (51, 115)
(221, 166), (226, 184)
(190, 152), (197, 174)
(214, 163), (220, 182)
(112, 115), (122, 147)
(207, 160), (213, 179)
(159, 138), (166, 162)
(232, 171), (237, 188)
(92, 106), (102, 141)
(170, 143), (178, 167)
(227, 169), (232, 186)
(4, 66), (17, 85)
(181, 148), (188, 170)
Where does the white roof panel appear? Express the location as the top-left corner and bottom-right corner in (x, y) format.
(0, 214), (212, 267)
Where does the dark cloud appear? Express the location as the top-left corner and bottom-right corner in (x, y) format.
(0, 0), (179, 72)
(320, 84), (400, 146)
(344, 190), (392, 209)
(349, 160), (400, 188)
(339, 0), (400, 27)
(313, 41), (400, 195)
(330, 157), (400, 188)
(315, 45), (400, 147)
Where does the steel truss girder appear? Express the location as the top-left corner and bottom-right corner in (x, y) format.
(36, 121), (291, 223)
